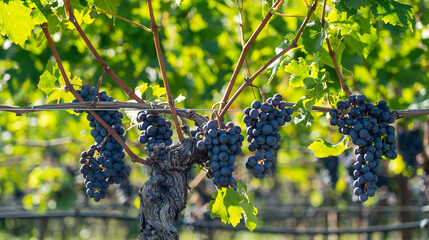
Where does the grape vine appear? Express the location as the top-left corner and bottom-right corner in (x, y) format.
(0, 0), (427, 237)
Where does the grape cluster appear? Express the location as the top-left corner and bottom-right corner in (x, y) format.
(196, 120), (244, 188)
(398, 128), (424, 175)
(317, 156), (339, 189)
(243, 94), (293, 178)
(73, 84), (129, 202)
(330, 94), (397, 202)
(190, 120), (204, 138)
(342, 151), (390, 191)
(136, 111), (173, 152)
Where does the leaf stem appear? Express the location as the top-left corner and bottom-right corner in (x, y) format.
(63, 0), (145, 103)
(234, 0), (251, 76)
(96, 72), (106, 96)
(219, 0), (284, 112)
(41, 23), (147, 165)
(84, 7), (152, 32)
(218, 0), (319, 118)
(147, 0), (184, 141)
(274, 13), (306, 18)
(321, 0), (352, 96)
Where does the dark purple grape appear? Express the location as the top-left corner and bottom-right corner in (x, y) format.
(74, 85), (129, 202)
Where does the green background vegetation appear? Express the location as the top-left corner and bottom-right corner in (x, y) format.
(0, 0), (428, 239)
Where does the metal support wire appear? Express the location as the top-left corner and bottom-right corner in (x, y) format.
(184, 219), (429, 235)
(0, 210), (427, 235)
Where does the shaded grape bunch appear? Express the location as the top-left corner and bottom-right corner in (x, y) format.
(136, 111), (173, 152)
(317, 156), (339, 189)
(196, 120), (244, 188)
(243, 94), (293, 178)
(190, 120), (202, 138)
(73, 84), (129, 202)
(398, 128), (424, 175)
(330, 94), (397, 202)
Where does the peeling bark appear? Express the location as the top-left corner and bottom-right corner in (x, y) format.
(138, 138), (206, 240)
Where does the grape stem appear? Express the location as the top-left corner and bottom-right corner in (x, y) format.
(83, 7), (152, 32)
(41, 23), (148, 165)
(147, 0), (184, 142)
(234, 0), (251, 77)
(275, 13), (306, 18)
(219, 0), (285, 113)
(63, 0), (145, 104)
(96, 72), (106, 97)
(246, 78), (266, 102)
(321, 0), (353, 96)
(218, 0), (319, 119)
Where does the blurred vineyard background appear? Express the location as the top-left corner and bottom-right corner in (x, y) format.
(1, 0), (429, 239)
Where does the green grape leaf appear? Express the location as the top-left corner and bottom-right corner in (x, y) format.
(301, 20), (327, 54)
(94, 0), (119, 15)
(332, 0), (357, 17)
(38, 62), (58, 96)
(30, 8), (50, 25)
(65, 8), (95, 29)
(294, 98), (315, 126)
(285, 58), (311, 87)
(29, 0), (56, 25)
(267, 33), (295, 84)
(314, 41), (346, 69)
(47, 14), (67, 34)
(136, 83), (164, 102)
(370, 0), (413, 29)
(0, 1), (35, 47)
(344, 25), (378, 58)
(136, 83), (153, 101)
(38, 61), (82, 104)
(293, 72), (328, 126)
(236, 181), (258, 231)
(326, 10), (377, 58)
(208, 182), (258, 231)
(135, 83), (181, 104)
(309, 136), (350, 158)
(345, 0), (367, 9)
(208, 188), (244, 227)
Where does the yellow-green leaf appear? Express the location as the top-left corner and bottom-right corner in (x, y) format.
(208, 188), (244, 227)
(38, 61), (82, 104)
(237, 181), (258, 231)
(0, 1), (35, 47)
(309, 136), (350, 158)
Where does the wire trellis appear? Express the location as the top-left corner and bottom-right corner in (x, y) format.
(0, 209), (427, 235)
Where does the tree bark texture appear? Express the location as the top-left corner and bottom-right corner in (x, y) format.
(138, 138), (206, 240)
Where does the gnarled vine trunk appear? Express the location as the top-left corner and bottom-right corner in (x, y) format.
(138, 138), (206, 240)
